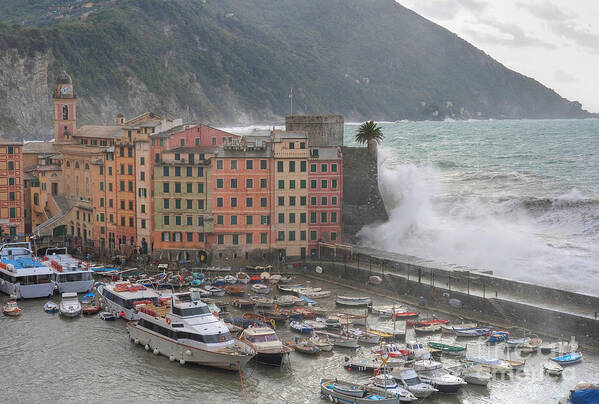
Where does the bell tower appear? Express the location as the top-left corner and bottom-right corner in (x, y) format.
(53, 71), (77, 143)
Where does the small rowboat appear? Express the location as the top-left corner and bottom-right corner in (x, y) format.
(290, 321), (313, 334)
(551, 352), (583, 365)
(304, 319), (327, 330)
(205, 285), (225, 297)
(224, 275), (237, 284)
(287, 339), (320, 355)
(277, 295), (303, 306)
(506, 337), (529, 348)
(2, 300), (21, 317)
(335, 295), (372, 307)
(427, 342), (466, 355)
(82, 304), (101, 315)
(249, 296), (275, 309)
(454, 327), (490, 337)
(251, 284), (271, 294)
(543, 360), (563, 376)
(414, 324), (441, 334)
(224, 285), (244, 296)
(299, 290), (331, 299)
(316, 331), (359, 349)
(407, 319), (450, 327)
(99, 312), (116, 321)
(231, 298), (255, 309)
(44, 301), (59, 313)
(293, 307), (315, 319)
(309, 334), (334, 352)
(393, 311), (419, 320)
(441, 323), (477, 334)
(236, 272), (250, 284)
(487, 331), (509, 343)
(321, 379), (398, 403)
(520, 337), (542, 354)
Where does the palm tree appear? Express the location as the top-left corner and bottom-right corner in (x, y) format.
(355, 120), (383, 155)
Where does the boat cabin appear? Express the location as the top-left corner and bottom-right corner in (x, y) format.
(240, 327), (283, 351)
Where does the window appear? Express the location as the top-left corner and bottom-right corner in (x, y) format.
(108, 183), (113, 192)
(163, 199), (170, 209)
(8, 146), (14, 154)
(109, 167), (113, 176)
(321, 179), (328, 189)
(321, 212), (327, 223)
(278, 213), (285, 224)
(195, 138), (200, 146)
(162, 232), (170, 242)
(321, 164), (328, 172)
(261, 198), (267, 207)
(120, 181), (125, 191)
(174, 153), (180, 161)
(128, 181), (133, 192)
(289, 196), (296, 206)
(300, 213), (306, 223)
(246, 233), (252, 244)
(246, 179), (253, 189)
(174, 167), (181, 177)
(186, 183), (192, 193)
(332, 179), (338, 189)
(310, 164), (317, 173)
(197, 167), (204, 177)
(120, 199), (125, 210)
(231, 160), (237, 170)
(310, 179), (317, 189)
(155, 153), (160, 163)
(186, 200), (192, 209)
(300, 230), (306, 241)
(128, 165), (133, 175)
(231, 197), (237, 208)
(246, 160), (253, 169)
(278, 196), (285, 206)
(278, 180), (284, 189)
(141, 204), (146, 213)
(311, 231), (318, 241)
(230, 179), (238, 189)
(289, 142), (295, 149)
(62, 105), (68, 120)
(187, 216), (193, 225)
(121, 217), (125, 226)
(212, 137), (217, 145)
(232, 234), (239, 245)
(109, 199), (113, 208)
(277, 161), (284, 172)
(289, 161), (295, 172)
(197, 183), (204, 193)
(99, 181), (104, 191)
(321, 197), (327, 206)
(300, 179), (306, 189)
(217, 197), (223, 207)
(175, 199), (181, 209)
(331, 163), (338, 172)
(231, 215), (238, 225)
(261, 233), (267, 243)
(260, 215), (270, 225)
(289, 180), (296, 189)
(300, 196), (307, 206)
(175, 216), (182, 226)
(300, 161), (306, 172)
(180, 138), (185, 147)
(198, 216), (204, 226)
(217, 215), (223, 225)
(260, 160), (267, 169)
(246, 197), (253, 207)
(120, 164), (125, 174)
(186, 167), (192, 177)
(129, 201), (133, 210)
(140, 157), (145, 166)
(311, 197), (317, 206)
(216, 160), (223, 169)
(312, 149), (319, 157)
(198, 232), (205, 241)
(289, 213), (296, 223)
(217, 234), (224, 244)
(164, 216), (170, 225)
(246, 215), (253, 225)
(9, 192), (14, 201)
(288, 231), (296, 241)
(310, 212), (317, 223)
(332, 197), (338, 205)
(174, 183), (181, 193)
(8, 161), (14, 171)
(163, 183), (169, 193)
(140, 172), (145, 181)
(100, 197), (104, 207)
(129, 217), (134, 227)
(278, 231), (285, 241)
(198, 200), (205, 210)
(331, 212), (337, 223)
(187, 232), (193, 242)
(260, 179), (267, 188)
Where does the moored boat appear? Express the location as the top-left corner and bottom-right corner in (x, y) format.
(447, 363), (491, 386)
(249, 295), (275, 309)
(290, 321), (313, 334)
(519, 337), (542, 354)
(454, 327), (491, 337)
(251, 284), (271, 295)
(236, 272), (250, 284)
(96, 282), (162, 321)
(42, 247), (94, 294)
(224, 285), (244, 296)
(205, 285), (225, 297)
(441, 323), (477, 334)
(99, 311), (116, 321)
(336, 295), (372, 307)
(44, 301), (59, 313)
(0, 242), (54, 299)
(82, 304), (101, 315)
(231, 298), (255, 310)
(2, 299), (21, 316)
(466, 357), (513, 374)
(316, 330), (359, 349)
(59, 292), (82, 317)
(287, 337), (320, 355)
(551, 352), (583, 365)
(224, 275), (237, 284)
(320, 379), (398, 404)
(393, 312), (419, 320)
(239, 326), (292, 366)
(486, 331), (509, 343)
(392, 368), (438, 398)
(309, 334), (334, 352)
(366, 374), (418, 402)
(543, 360), (563, 376)
(414, 324), (441, 334)
(412, 360), (467, 393)
(427, 342), (466, 356)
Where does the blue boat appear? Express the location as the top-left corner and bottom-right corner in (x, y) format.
(300, 296), (316, 305)
(290, 321), (313, 334)
(454, 327), (491, 337)
(551, 352), (583, 365)
(320, 379), (398, 403)
(487, 331), (509, 343)
(81, 293), (95, 304)
(44, 301), (59, 313)
(191, 279), (203, 286)
(99, 312), (116, 321)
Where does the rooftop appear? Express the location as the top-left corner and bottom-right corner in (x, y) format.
(271, 130), (307, 141)
(76, 125), (123, 139)
(310, 147), (342, 160)
(23, 141), (57, 154)
(0, 137), (22, 146)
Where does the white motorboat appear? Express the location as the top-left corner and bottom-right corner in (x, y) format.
(321, 379), (398, 404)
(96, 282), (162, 321)
(251, 284), (271, 295)
(276, 295), (303, 306)
(224, 275), (237, 284)
(466, 357), (514, 374)
(239, 326), (292, 366)
(43, 247), (94, 294)
(336, 295), (372, 307)
(205, 285), (225, 297)
(406, 341), (431, 360)
(59, 292), (82, 317)
(392, 368), (438, 399)
(366, 374), (418, 402)
(128, 291), (255, 370)
(309, 334), (334, 352)
(413, 360), (467, 393)
(0, 242), (54, 299)
(304, 319), (327, 330)
(249, 295), (275, 309)
(447, 363), (492, 386)
(316, 330), (359, 349)
(44, 301), (59, 313)
(543, 360), (564, 376)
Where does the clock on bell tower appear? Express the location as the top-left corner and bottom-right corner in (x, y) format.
(53, 71), (77, 143)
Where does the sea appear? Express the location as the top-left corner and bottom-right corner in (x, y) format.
(346, 119), (599, 296)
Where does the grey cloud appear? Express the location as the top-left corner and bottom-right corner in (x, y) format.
(554, 70), (576, 83)
(549, 21), (599, 52)
(516, 1), (576, 21)
(464, 18), (556, 48)
(401, 0), (489, 21)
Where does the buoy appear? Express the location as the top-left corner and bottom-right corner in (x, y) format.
(145, 344), (150, 351)
(153, 348), (160, 355)
(179, 359), (186, 365)
(169, 355), (175, 362)
(185, 349), (192, 356)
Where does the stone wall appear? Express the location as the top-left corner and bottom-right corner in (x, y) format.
(285, 115), (344, 147)
(342, 146), (388, 241)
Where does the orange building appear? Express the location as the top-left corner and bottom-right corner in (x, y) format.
(0, 138), (24, 237)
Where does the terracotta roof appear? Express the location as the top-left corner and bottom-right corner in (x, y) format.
(23, 141), (57, 154)
(271, 130), (306, 141)
(76, 125), (123, 139)
(0, 137), (22, 146)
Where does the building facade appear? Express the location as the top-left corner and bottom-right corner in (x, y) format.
(0, 138), (24, 237)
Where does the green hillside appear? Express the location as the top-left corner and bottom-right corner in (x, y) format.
(0, 0), (591, 138)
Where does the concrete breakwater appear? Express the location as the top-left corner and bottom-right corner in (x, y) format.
(301, 244), (599, 349)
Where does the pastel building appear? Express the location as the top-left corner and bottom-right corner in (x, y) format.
(0, 138), (24, 237)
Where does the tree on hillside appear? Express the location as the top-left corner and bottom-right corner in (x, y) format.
(355, 120), (383, 155)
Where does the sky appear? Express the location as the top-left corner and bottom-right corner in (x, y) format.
(399, 0), (599, 112)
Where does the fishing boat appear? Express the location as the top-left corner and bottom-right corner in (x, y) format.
(239, 326), (292, 366)
(372, 305), (406, 318)
(96, 282), (162, 321)
(99, 311), (116, 321)
(44, 301), (59, 313)
(316, 330), (359, 349)
(466, 357), (513, 374)
(337, 312), (368, 327)
(441, 323), (477, 334)
(366, 374), (418, 402)
(224, 285), (244, 296)
(336, 296), (372, 307)
(406, 341), (431, 360)
(393, 312), (419, 320)
(505, 337), (529, 349)
(519, 337), (543, 354)
(231, 298), (255, 310)
(562, 382), (599, 404)
(325, 315), (342, 329)
(293, 307), (315, 319)
(276, 295), (303, 306)
(287, 337), (320, 355)
(290, 321), (313, 334)
(407, 318), (450, 327)
(304, 319), (327, 330)
(128, 291), (255, 370)
(249, 295), (275, 309)
(487, 331), (509, 343)
(251, 284), (271, 295)
(2, 299), (21, 316)
(543, 360), (563, 376)
(82, 303), (101, 315)
(412, 360), (467, 393)
(224, 275), (237, 284)
(454, 327), (491, 337)
(501, 358), (526, 371)
(427, 342), (466, 356)
(414, 324), (441, 334)
(42, 247), (94, 294)
(278, 284), (304, 293)
(205, 285), (225, 297)
(392, 368), (438, 399)
(262, 311), (289, 325)
(212, 277), (225, 287)
(299, 289), (331, 299)
(80, 293), (95, 304)
(309, 334), (334, 352)
(320, 379), (398, 404)
(447, 363), (492, 386)
(372, 343), (410, 358)
(550, 352), (583, 365)
(372, 323), (407, 340)
(0, 242), (54, 299)
(345, 328), (380, 344)
(236, 272), (250, 284)
(59, 292), (82, 317)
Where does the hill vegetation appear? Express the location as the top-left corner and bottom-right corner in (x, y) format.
(0, 0), (592, 138)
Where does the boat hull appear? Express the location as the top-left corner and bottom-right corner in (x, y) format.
(59, 308), (82, 317)
(54, 280), (94, 294)
(127, 323), (254, 370)
(0, 281), (54, 299)
(254, 351), (288, 366)
(321, 379), (397, 404)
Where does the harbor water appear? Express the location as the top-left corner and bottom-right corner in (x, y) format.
(2, 275), (598, 403)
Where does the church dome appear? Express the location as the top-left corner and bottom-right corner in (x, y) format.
(56, 71), (72, 84)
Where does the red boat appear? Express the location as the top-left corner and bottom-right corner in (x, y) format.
(224, 285), (245, 296)
(293, 307), (315, 319)
(372, 344), (410, 358)
(393, 311), (419, 320)
(82, 304), (101, 315)
(406, 318), (449, 327)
